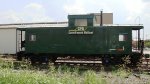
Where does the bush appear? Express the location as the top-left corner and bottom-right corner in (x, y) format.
(145, 40), (150, 48)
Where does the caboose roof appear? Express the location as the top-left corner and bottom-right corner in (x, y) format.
(95, 24), (144, 30)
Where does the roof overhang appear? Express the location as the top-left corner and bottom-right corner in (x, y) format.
(100, 24), (144, 30)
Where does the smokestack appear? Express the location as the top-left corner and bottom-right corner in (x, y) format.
(100, 10), (103, 26)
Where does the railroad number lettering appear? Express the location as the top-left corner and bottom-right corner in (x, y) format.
(77, 27), (84, 31)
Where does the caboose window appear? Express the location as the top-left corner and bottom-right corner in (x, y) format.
(75, 19), (87, 26)
(119, 34), (127, 41)
(29, 35), (36, 41)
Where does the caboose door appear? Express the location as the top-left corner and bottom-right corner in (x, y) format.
(106, 27), (132, 54)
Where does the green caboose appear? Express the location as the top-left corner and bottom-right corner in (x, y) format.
(17, 13), (144, 65)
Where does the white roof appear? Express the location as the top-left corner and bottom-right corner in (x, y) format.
(0, 22), (68, 29)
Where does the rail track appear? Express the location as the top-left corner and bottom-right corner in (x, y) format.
(54, 58), (102, 70)
(54, 57), (150, 71)
(1, 55), (150, 72)
(140, 58), (150, 72)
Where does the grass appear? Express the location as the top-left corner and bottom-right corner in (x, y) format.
(0, 67), (106, 84)
(0, 58), (150, 84)
(0, 58), (107, 84)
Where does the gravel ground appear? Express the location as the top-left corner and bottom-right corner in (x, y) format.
(102, 72), (150, 84)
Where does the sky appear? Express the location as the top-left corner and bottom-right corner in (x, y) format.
(0, 0), (150, 39)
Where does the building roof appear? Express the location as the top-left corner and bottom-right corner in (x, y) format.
(0, 22), (68, 29)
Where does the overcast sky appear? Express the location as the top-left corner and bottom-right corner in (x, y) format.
(0, 0), (149, 39)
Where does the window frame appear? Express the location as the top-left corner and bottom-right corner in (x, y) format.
(119, 33), (128, 41)
(75, 19), (88, 26)
(29, 34), (36, 41)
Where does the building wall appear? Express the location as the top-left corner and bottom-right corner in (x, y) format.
(0, 28), (16, 54)
(93, 13), (113, 25)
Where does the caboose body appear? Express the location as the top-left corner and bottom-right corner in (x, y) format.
(17, 14), (144, 65)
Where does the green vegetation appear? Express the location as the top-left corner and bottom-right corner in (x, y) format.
(0, 65), (106, 84)
(145, 40), (150, 48)
(0, 58), (150, 84)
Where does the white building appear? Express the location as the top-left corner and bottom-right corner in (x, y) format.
(0, 27), (17, 54)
